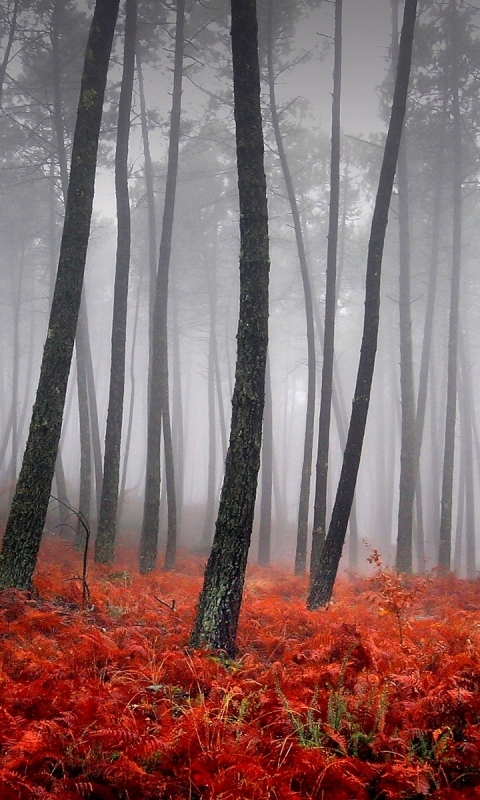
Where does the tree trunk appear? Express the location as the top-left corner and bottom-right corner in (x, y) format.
(459, 331), (475, 578)
(391, 0), (415, 574)
(264, 0), (315, 577)
(95, 0), (136, 565)
(308, 0), (417, 609)
(190, 0), (269, 657)
(311, 0), (342, 576)
(439, 0), (462, 572)
(139, 0), (185, 573)
(258, 356), (273, 566)
(0, 0), (20, 107)
(0, 0), (120, 591)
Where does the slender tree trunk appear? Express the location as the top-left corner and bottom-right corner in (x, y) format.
(392, 0), (415, 573)
(308, 0), (417, 609)
(0, 0), (120, 591)
(201, 244), (219, 550)
(439, 0), (462, 572)
(265, 0), (315, 576)
(311, 0), (342, 576)
(95, 0), (136, 564)
(139, 0), (185, 572)
(459, 331), (475, 578)
(0, 0), (20, 107)
(137, 51), (157, 349)
(118, 272), (143, 526)
(190, 0), (269, 657)
(52, 0), (96, 527)
(412, 91), (447, 572)
(171, 287), (184, 523)
(258, 356), (273, 566)
(75, 322), (91, 549)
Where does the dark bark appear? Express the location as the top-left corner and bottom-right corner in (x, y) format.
(0, 0), (119, 591)
(95, 0), (136, 565)
(310, 0), (342, 576)
(190, 0), (269, 657)
(52, 0), (96, 530)
(75, 320), (91, 549)
(438, 0), (462, 572)
(139, 0), (185, 573)
(391, 0), (415, 574)
(308, 0), (417, 609)
(258, 356), (273, 566)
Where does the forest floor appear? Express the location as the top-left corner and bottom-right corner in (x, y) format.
(1, 537), (480, 799)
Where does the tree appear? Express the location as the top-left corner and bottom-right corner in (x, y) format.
(190, 0), (269, 657)
(263, 0), (316, 576)
(0, 0), (120, 590)
(392, 0), (416, 574)
(95, 0), (137, 565)
(438, 0), (462, 572)
(138, 0), (185, 573)
(310, 0), (342, 576)
(308, 0), (417, 609)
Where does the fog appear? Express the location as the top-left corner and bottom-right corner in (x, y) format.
(1, 0), (480, 577)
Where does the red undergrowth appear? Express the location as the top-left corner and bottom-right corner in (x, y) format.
(1, 538), (480, 799)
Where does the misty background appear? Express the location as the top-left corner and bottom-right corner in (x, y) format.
(1, 0), (479, 574)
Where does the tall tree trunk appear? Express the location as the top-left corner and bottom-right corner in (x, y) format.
(459, 330), (475, 578)
(139, 0), (185, 572)
(190, 0), (269, 657)
(311, 0), (342, 575)
(52, 0), (96, 527)
(75, 321), (91, 549)
(137, 51), (157, 349)
(258, 356), (273, 566)
(391, 0), (416, 574)
(0, 0), (20, 107)
(201, 241), (219, 550)
(118, 272), (143, 526)
(0, 0), (120, 591)
(265, 0), (315, 577)
(439, 0), (462, 572)
(308, 0), (417, 609)
(412, 85), (447, 573)
(95, 0), (137, 565)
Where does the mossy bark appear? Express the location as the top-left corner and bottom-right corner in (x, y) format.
(190, 0), (269, 658)
(95, 0), (137, 565)
(0, 0), (119, 591)
(308, 0), (417, 609)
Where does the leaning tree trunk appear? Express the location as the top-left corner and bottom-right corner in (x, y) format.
(438, 0), (462, 572)
(265, 0), (315, 577)
(311, 0), (342, 576)
(0, 0), (119, 591)
(51, 0), (98, 535)
(308, 0), (417, 609)
(139, 0), (184, 573)
(190, 0), (269, 657)
(95, 0), (137, 565)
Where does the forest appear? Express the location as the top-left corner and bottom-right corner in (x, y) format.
(1, 0), (480, 797)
